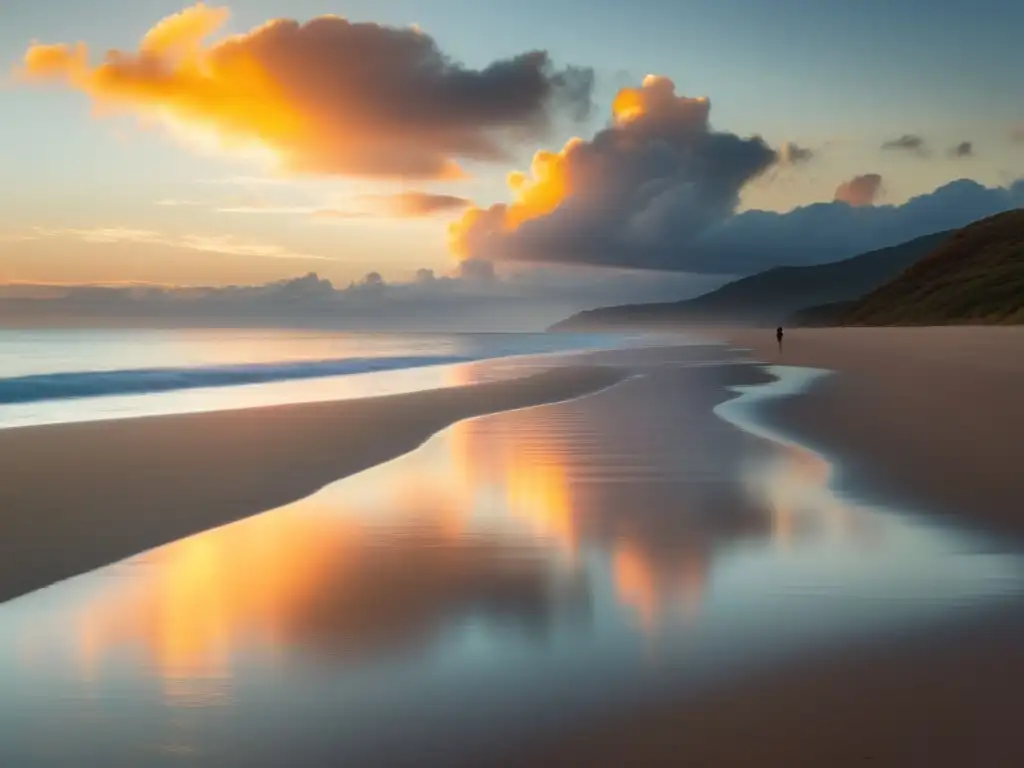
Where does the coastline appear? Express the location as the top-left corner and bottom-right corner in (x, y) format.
(0, 364), (625, 605)
(4, 332), (1024, 764)
(723, 326), (1024, 539)
(517, 326), (1024, 766)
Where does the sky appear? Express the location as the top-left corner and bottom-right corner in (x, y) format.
(1, 0), (1022, 309)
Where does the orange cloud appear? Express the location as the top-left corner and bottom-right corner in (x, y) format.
(447, 138), (582, 259)
(19, 3), (592, 179)
(361, 192), (472, 217)
(448, 75), (776, 269)
(834, 173), (883, 207)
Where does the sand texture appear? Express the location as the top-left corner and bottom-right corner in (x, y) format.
(0, 365), (624, 604)
(520, 327), (1024, 767)
(726, 326), (1024, 538)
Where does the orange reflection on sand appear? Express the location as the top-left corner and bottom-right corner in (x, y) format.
(66, 443), (566, 694)
(442, 363), (479, 389)
(613, 539), (708, 633)
(449, 416), (579, 556)
(451, 406), (720, 634)
(68, 384), (761, 685)
(744, 438), (883, 550)
(506, 454), (576, 554)
(613, 543), (657, 630)
(74, 501), (358, 684)
(778, 447), (842, 537)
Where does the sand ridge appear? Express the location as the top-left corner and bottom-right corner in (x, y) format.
(0, 364), (625, 604)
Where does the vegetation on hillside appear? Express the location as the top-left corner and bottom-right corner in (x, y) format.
(835, 209), (1024, 325)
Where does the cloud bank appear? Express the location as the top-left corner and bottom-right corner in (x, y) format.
(0, 268), (717, 331)
(448, 73), (1023, 274)
(686, 178), (1024, 273)
(454, 160), (1023, 275)
(20, 3), (593, 178)
(450, 75), (778, 270)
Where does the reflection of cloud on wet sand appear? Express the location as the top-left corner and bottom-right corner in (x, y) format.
(67, 495), (582, 686)
(447, 409), (581, 555)
(451, 361), (888, 633)
(60, 359), (872, 684)
(613, 540), (708, 631)
(741, 438), (885, 550)
(449, 366), (783, 633)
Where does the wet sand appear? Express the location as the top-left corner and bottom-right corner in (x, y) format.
(0, 365), (624, 604)
(521, 327), (1024, 767)
(726, 327), (1024, 538)
(521, 604), (1024, 767)
(14, 351), (1019, 767)
(3, 333), (1024, 765)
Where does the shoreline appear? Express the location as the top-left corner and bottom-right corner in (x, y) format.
(0, 364), (625, 605)
(519, 326), (1024, 766)
(723, 327), (1024, 540)
(5, 331), (1024, 763)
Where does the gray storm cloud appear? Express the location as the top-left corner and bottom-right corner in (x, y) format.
(450, 74), (1024, 275)
(450, 76), (779, 271)
(455, 157), (1023, 275)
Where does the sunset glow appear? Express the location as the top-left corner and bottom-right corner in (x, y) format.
(1, 3), (1022, 764)
(22, 5), (311, 175)
(4, 1), (1020, 290)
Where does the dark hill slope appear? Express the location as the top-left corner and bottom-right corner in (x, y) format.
(837, 209), (1024, 325)
(550, 231), (949, 330)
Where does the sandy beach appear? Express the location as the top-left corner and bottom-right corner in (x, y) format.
(725, 327), (1024, 538)
(521, 603), (1024, 767)
(4, 329), (1024, 766)
(519, 326), (1024, 767)
(0, 364), (624, 604)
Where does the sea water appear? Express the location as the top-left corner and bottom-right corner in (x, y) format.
(0, 328), (673, 428)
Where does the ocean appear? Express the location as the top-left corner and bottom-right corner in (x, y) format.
(0, 328), (667, 429)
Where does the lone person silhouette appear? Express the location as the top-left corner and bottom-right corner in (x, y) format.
(776, 326), (784, 354)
